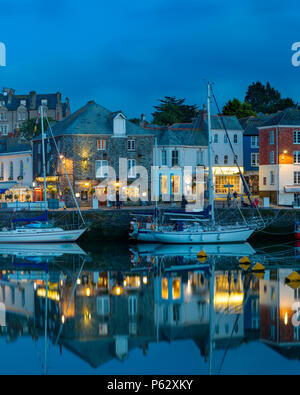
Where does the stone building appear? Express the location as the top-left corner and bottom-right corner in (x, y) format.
(32, 101), (154, 207)
(0, 87), (70, 138)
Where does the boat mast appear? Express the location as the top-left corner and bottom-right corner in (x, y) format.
(207, 83), (215, 224)
(40, 106), (48, 205)
(155, 137), (158, 228)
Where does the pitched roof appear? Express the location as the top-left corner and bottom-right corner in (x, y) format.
(240, 114), (274, 136)
(34, 101), (152, 139)
(210, 115), (243, 131)
(0, 138), (31, 155)
(148, 127), (208, 147)
(0, 92), (63, 111)
(256, 108), (300, 128)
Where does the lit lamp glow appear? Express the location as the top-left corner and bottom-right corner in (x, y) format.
(284, 312), (288, 326)
(282, 150), (288, 160)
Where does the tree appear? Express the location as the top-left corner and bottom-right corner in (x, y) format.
(20, 117), (56, 141)
(152, 96), (198, 126)
(222, 98), (257, 119)
(129, 118), (141, 126)
(245, 81), (296, 114)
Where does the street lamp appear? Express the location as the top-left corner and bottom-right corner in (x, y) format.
(282, 150), (288, 161)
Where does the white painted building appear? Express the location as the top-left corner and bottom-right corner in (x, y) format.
(0, 140), (33, 202)
(147, 127), (208, 203)
(210, 116), (244, 196)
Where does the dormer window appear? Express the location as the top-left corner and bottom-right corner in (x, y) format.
(113, 113), (126, 136)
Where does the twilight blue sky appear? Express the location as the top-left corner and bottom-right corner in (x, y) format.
(0, 0), (299, 120)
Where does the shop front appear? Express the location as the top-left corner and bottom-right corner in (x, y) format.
(213, 167), (244, 197)
(0, 181), (33, 204)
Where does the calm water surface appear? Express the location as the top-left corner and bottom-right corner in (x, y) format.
(1, 239), (300, 375)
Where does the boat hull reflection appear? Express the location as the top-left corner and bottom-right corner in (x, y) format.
(133, 243), (255, 257)
(0, 243), (87, 258)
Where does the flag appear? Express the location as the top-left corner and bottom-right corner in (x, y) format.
(34, 118), (39, 134)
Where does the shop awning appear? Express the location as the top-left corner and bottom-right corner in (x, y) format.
(285, 186), (300, 193)
(0, 181), (17, 194)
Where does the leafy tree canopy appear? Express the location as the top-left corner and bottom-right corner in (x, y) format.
(129, 118), (141, 126)
(245, 81), (296, 114)
(20, 117), (56, 141)
(222, 98), (257, 119)
(152, 96), (198, 126)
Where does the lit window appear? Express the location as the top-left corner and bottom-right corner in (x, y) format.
(171, 175), (180, 195)
(172, 279), (181, 300)
(161, 175), (168, 195)
(162, 278), (169, 300)
(97, 140), (106, 151)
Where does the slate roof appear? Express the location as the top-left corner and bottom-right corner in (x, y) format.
(147, 127), (208, 147)
(240, 114), (273, 136)
(241, 109), (300, 135)
(0, 138), (31, 155)
(260, 108), (300, 126)
(209, 115), (243, 131)
(34, 101), (152, 140)
(171, 115), (243, 131)
(0, 92), (62, 111)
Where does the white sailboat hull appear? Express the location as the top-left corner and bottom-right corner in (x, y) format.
(135, 226), (255, 244)
(0, 228), (87, 243)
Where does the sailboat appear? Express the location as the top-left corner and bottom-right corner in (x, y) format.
(0, 106), (87, 243)
(130, 83), (260, 244)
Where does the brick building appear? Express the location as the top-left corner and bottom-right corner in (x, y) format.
(0, 87), (70, 138)
(259, 109), (300, 206)
(32, 101), (154, 207)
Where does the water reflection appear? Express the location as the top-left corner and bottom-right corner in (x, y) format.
(1, 242), (300, 374)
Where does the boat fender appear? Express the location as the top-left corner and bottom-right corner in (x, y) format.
(129, 221), (139, 237)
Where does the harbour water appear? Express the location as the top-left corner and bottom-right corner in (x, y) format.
(0, 239), (300, 375)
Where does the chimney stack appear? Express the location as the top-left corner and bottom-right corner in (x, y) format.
(140, 114), (146, 128)
(202, 104), (207, 120)
(29, 91), (37, 109)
